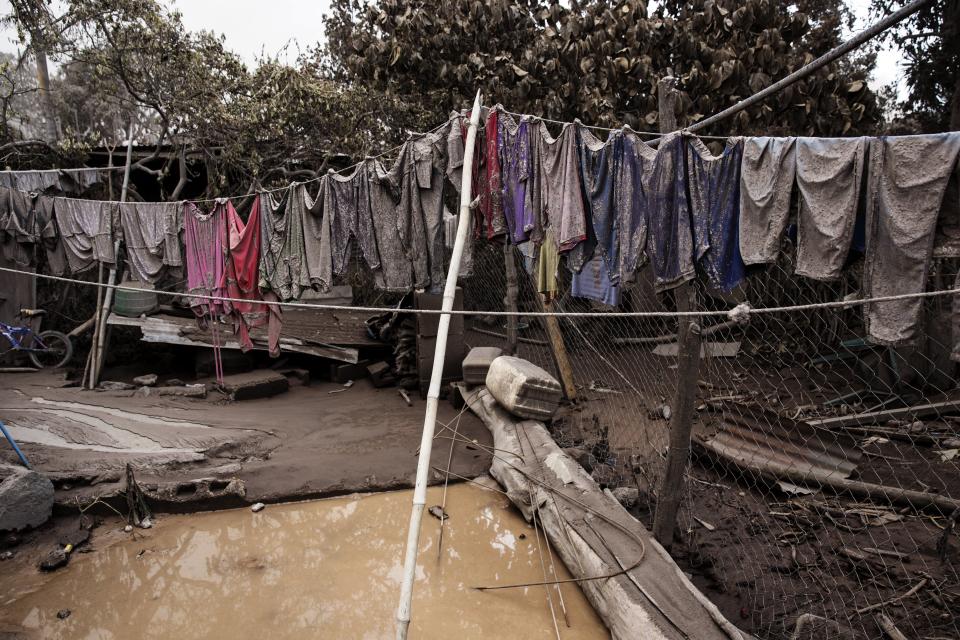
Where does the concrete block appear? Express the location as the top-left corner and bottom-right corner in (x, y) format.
(463, 347), (503, 385)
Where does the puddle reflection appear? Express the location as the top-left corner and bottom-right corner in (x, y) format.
(0, 484), (607, 639)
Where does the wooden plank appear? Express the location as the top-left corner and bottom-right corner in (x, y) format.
(806, 398), (960, 429)
(106, 313), (360, 363)
(542, 300), (577, 401)
(652, 341), (740, 358)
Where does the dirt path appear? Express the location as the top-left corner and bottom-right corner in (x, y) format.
(0, 370), (492, 507)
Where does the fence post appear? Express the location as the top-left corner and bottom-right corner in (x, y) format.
(652, 77), (703, 549)
(503, 243), (519, 355)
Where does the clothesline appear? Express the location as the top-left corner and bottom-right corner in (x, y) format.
(0, 103), (899, 212)
(2, 265), (958, 319)
(498, 107), (732, 141)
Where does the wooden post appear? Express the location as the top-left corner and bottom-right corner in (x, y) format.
(652, 77), (703, 548)
(542, 300), (577, 401)
(503, 242), (519, 355)
(90, 120), (134, 388)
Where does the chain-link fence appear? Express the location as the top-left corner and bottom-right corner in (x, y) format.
(455, 236), (960, 640)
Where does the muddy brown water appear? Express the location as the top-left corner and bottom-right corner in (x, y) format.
(0, 483), (607, 639)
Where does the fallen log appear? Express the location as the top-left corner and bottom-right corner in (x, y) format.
(461, 385), (747, 640)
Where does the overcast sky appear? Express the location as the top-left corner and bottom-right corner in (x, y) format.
(0, 0), (905, 95)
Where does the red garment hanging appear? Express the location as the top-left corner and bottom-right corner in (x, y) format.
(221, 198), (281, 356)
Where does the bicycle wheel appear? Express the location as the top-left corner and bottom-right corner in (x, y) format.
(28, 330), (73, 369)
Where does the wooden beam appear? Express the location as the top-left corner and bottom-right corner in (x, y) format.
(542, 299), (577, 401)
(806, 398), (960, 429)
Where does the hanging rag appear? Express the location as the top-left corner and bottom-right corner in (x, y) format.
(119, 201), (183, 284)
(184, 200), (229, 382)
(54, 197), (117, 273)
(646, 132), (695, 292)
(616, 129), (658, 284)
(35, 195), (68, 276)
(498, 110), (535, 244)
(536, 234), (560, 301)
(322, 167), (382, 282)
(534, 120), (589, 271)
(739, 137), (797, 265)
(687, 136), (746, 292)
(863, 132), (960, 345)
(576, 126), (620, 282)
(0, 187), (39, 267)
(794, 137), (868, 281)
(221, 197), (281, 356)
(479, 107), (507, 240)
(258, 183), (321, 301)
(387, 128), (448, 290)
(367, 158), (415, 292)
(0, 168), (101, 194)
(571, 254), (621, 306)
(184, 201), (227, 319)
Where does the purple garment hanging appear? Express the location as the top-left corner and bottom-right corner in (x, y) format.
(498, 110), (534, 244)
(184, 201), (227, 320)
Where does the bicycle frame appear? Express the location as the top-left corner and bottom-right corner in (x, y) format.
(0, 320), (48, 354)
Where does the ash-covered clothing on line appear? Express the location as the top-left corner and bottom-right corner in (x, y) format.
(794, 137), (868, 281)
(686, 136), (745, 293)
(738, 137), (796, 266)
(533, 120), (589, 271)
(54, 197), (117, 272)
(862, 132), (960, 346)
(646, 132), (695, 292)
(183, 201), (227, 320)
(258, 183), (323, 302)
(119, 201), (183, 284)
(498, 110), (535, 244)
(221, 197), (281, 356)
(577, 126), (621, 283)
(388, 127), (449, 291)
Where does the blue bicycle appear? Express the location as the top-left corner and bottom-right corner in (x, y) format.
(0, 309), (73, 369)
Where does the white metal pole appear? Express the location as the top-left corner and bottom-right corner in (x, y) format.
(395, 90), (482, 640)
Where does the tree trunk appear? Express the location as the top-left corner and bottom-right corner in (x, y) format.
(33, 47), (58, 143)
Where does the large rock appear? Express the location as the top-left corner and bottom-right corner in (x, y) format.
(0, 467), (54, 532)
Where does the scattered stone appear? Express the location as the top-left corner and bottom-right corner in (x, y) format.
(611, 487), (640, 509)
(366, 362), (394, 388)
(428, 505), (449, 521)
(60, 527), (90, 549)
(251, 503), (266, 513)
(56, 609), (71, 620)
(165, 378), (186, 387)
(138, 517), (152, 529)
(123, 525), (133, 533)
(133, 373), (158, 387)
(908, 420), (925, 434)
(39, 548), (69, 572)
(98, 381), (136, 391)
(220, 370), (289, 401)
(661, 404), (672, 420)
(0, 467), (55, 532)
(0, 550), (13, 560)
